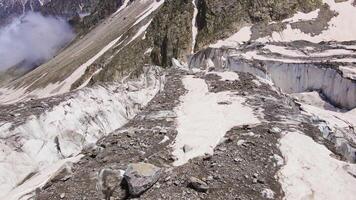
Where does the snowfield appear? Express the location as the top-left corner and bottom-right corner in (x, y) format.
(172, 75), (259, 166)
(279, 131), (356, 200)
(211, 0), (356, 47)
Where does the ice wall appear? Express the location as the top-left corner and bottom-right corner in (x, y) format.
(189, 48), (356, 110)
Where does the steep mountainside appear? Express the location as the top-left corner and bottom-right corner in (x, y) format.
(0, 0), (356, 200)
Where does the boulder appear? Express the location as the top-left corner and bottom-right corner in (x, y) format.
(188, 176), (209, 192)
(124, 162), (162, 196)
(183, 144), (193, 153)
(97, 168), (124, 200)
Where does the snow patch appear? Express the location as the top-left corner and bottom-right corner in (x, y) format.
(279, 131), (356, 200)
(4, 156), (82, 200)
(282, 9), (320, 23)
(127, 19), (152, 45)
(113, 0), (130, 15)
(339, 65), (356, 79)
(209, 71), (240, 81)
(132, 0), (164, 27)
(210, 26), (251, 48)
(172, 75), (260, 166)
(259, 0), (356, 42)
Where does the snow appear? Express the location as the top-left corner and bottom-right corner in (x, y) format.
(298, 98), (356, 129)
(4, 155), (82, 200)
(172, 58), (188, 69)
(310, 49), (354, 57)
(60, 35), (122, 93)
(132, 0), (165, 27)
(113, 0), (130, 15)
(282, 9), (320, 23)
(172, 75), (259, 166)
(263, 45), (308, 57)
(77, 68), (103, 89)
(279, 131), (356, 200)
(159, 135), (170, 144)
(0, 66), (164, 198)
(291, 91), (337, 111)
(259, 0), (356, 42)
(209, 71), (240, 81)
(210, 26), (252, 48)
(127, 19), (152, 45)
(339, 65), (356, 79)
(215, 0), (356, 44)
(240, 50), (304, 63)
(144, 47), (153, 55)
(191, 0), (198, 53)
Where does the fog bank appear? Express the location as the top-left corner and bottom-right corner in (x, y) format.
(0, 12), (74, 70)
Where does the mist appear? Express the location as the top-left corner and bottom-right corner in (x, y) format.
(0, 12), (75, 71)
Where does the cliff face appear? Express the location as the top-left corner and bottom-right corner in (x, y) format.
(0, 0), (123, 33)
(193, 0), (322, 50)
(91, 0), (323, 83)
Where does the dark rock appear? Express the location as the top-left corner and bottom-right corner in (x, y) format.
(97, 168), (123, 200)
(188, 177), (209, 193)
(124, 162), (162, 196)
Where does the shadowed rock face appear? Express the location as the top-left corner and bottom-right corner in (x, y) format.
(0, 0), (125, 34)
(124, 163), (162, 196)
(0, 0), (89, 27)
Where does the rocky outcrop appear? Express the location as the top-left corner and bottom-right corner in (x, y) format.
(194, 0), (322, 50)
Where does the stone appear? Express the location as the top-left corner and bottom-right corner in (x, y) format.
(183, 144), (193, 153)
(124, 162), (162, 196)
(269, 127), (282, 134)
(188, 177), (209, 193)
(261, 188), (275, 199)
(127, 130), (136, 138)
(237, 140), (246, 146)
(97, 168), (124, 199)
(60, 193), (65, 199)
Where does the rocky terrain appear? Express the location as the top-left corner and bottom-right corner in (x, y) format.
(0, 0), (356, 200)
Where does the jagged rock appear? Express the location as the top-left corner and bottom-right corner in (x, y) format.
(124, 163), (162, 196)
(183, 144), (193, 153)
(45, 162), (74, 186)
(237, 140), (246, 146)
(188, 177), (209, 192)
(97, 168), (124, 200)
(269, 127), (282, 134)
(261, 188), (275, 199)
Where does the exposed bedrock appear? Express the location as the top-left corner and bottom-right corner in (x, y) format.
(189, 48), (356, 110)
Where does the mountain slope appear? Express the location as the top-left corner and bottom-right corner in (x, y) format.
(0, 0), (355, 199)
